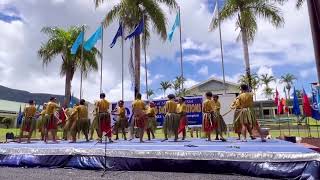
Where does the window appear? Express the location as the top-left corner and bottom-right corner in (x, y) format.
(263, 109), (270, 116)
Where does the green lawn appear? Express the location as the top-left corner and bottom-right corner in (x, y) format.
(1, 126), (320, 141)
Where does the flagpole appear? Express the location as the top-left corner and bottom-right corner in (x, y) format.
(178, 6), (184, 91)
(100, 22), (104, 94)
(80, 25), (85, 100)
(121, 23), (124, 100)
(217, 0), (227, 94)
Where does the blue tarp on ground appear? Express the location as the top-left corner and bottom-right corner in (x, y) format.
(0, 138), (319, 179)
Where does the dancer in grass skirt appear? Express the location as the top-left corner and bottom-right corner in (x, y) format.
(202, 92), (215, 141)
(177, 97), (187, 140)
(231, 84), (266, 142)
(132, 93), (147, 143)
(37, 103), (48, 141)
(212, 95), (227, 142)
(163, 94), (179, 142)
(70, 99), (89, 142)
(113, 100), (128, 140)
(96, 93), (113, 143)
(146, 101), (157, 140)
(44, 97), (60, 143)
(89, 101), (99, 140)
(19, 100), (37, 143)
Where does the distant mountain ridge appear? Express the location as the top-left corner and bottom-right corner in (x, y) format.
(0, 85), (76, 105)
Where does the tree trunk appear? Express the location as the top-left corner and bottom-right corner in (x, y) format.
(287, 88), (291, 106)
(134, 35), (141, 98)
(307, 0), (320, 83)
(240, 28), (252, 90)
(64, 70), (72, 108)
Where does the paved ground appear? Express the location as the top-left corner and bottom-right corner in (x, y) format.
(0, 167), (270, 180)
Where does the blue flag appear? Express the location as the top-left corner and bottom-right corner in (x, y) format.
(84, 26), (102, 51)
(69, 93), (75, 108)
(125, 19), (144, 40)
(311, 86), (320, 120)
(71, 31), (84, 55)
(16, 105), (23, 128)
(168, 13), (180, 42)
(292, 88), (301, 116)
(110, 23), (123, 48)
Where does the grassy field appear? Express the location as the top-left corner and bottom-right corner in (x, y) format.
(1, 126), (320, 141)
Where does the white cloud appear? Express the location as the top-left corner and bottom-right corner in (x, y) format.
(198, 65), (208, 76)
(182, 38), (208, 51)
(0, 0), (315, 104)
(184, 78), (199, 88)
(300, 67), (316, 79)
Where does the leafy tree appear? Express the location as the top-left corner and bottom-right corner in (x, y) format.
(210, 0), (284, 89)
(160, 81), (172, 98)
(38, 26), (100, 106)
(95, 0), (177, 97)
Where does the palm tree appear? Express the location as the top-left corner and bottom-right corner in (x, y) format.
(146, 89), (154, 99)
(259, 74), (276, 88)
(296, 0), (305, 9)
(280, 73), (296, 100)
(38, 26), (100, 106)
(239, 73), (260, 100)
(95, 0), (177, 98)
(172, 76), (186, 96)
(160, 81), (172, 98)
(263, 86), (274, 100)
(259, 74), (276, 99)
(210, 0), (284, 89)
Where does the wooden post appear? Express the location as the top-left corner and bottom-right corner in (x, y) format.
(307, 0), (320, 83)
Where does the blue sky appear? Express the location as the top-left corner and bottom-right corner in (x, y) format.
(0, 0), (317, 102)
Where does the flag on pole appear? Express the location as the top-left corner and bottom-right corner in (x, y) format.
(16, 105), (23, 128)
(208, 0), (219, 32)
(125, 19), (144, 40)
(69, 93), (75, 108)
(292, 87), (301, 116)
(279, 98), (285, 114)
(168, 13), (180, 42)
(275, 88), (279, 105)
(274, 88), (281, 114)
(110, 23), (123, 48)
(84, 26), (102, 51)
(71, 31), (84, 54)
(311, 85), (320, 120)
(316, 85), (320, 113)
(302, 88), (312, 117)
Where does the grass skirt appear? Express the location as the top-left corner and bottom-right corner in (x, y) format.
(77, 118), (90, 134)
(202, 113), (214, 133)
(99, 113), (112, 137)
(21, 117), (35, 132)
(46, 114), (58, 130)
(233, 108), (257, 134)
(213, 112), (227, 134)
(163, 113), (180, 136)
(90, 116), (99, 130)
(147, 117), (157, 131)
(134, 111), (147, 129)
(37, 115), (48, 132)
(115, 117), (128, 130)
(178, 115), (187, 134)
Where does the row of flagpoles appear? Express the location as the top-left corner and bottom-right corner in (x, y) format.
(274, 84), (320, 137)
(70, 6), (185, 101)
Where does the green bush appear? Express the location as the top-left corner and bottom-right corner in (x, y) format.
(1, 117), (13, 129)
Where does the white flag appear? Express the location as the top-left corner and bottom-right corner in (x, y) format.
(208, 1), (219, 32)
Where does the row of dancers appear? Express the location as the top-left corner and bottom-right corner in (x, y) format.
(17, 84), (266, 143)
